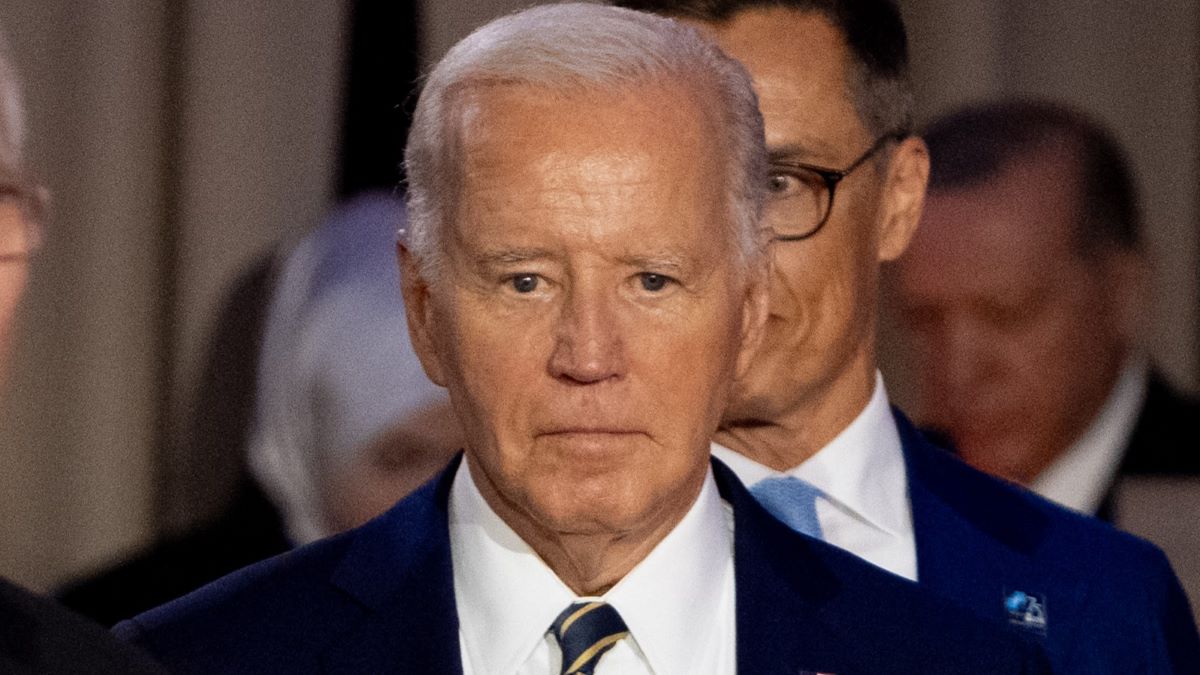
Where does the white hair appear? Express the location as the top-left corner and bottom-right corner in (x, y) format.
(0, 28), (25, 176)
(403, 2), (767, 280)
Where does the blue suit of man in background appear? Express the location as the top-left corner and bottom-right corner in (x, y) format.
(616, 0), (1199, 672)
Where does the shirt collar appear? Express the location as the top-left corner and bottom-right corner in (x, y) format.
(604, 465), (734, 674)
(450, 457), (574, 675)
(449, 456), (734, 674)
(712, 371), (910, 538)
(1030, 356), (1149, 514)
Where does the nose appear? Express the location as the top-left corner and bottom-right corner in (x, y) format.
(547, 283), (625, 385)
(929, 318), (999, 404)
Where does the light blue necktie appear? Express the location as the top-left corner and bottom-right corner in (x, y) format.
(750, 475), (824, 539)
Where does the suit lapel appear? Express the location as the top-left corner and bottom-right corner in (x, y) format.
(714, 459), (859, 674)
(898, 413), (1085, 657)
(317, 455), (853, 673)
(320, 456), (465, 674)
(315, 448), (1072, 673)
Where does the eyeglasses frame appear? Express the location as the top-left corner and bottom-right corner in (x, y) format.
(769, 131), (909, 242)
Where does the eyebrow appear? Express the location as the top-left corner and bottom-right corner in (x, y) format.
(470, 248), (694, 276)
(768, 139), (842, 165)
(470, 248), (555, 267)
(615, 252), (689, 275)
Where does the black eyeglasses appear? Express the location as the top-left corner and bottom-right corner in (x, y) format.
(0, 177), (46, 263)
(765, 131), (907, 242)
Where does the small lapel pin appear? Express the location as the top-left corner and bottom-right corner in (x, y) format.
(1004, 589), (1048, 634)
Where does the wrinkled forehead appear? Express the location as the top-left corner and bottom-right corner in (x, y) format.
(937, 147), (1083, 249)
(441, 83), (734, 259)
(450, 80), (726, 199)
(906, 162), (1087, 304)
(448, 74), (724, 150)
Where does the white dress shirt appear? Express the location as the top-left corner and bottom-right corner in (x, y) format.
(450, 456), (736, 674)
(1030, 356), (1149, 514)
(712, 371), (917, 580)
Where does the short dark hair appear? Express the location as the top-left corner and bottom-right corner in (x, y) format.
(612, 0), (913, 138)
(924, 100), (1140, 255)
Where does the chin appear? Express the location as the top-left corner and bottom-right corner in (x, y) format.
(958, 435), (1041, 485)
(529, 496), (653, 538)
(536, 470), (684, 531)
(724, 380), (800, 427)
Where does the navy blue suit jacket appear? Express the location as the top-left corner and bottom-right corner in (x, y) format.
(897, 411), (1200, 673)
(115, 456), (1048, 674)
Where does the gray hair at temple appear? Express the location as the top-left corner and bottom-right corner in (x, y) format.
(0, 29), (26, 177)
(402, 2), (768, 280)
(924, 99), (1140, 258)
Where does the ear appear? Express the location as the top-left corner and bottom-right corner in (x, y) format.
(398, 243), (448, 387)
(877, 135), (930, 262)
(733, 253), (771, 381)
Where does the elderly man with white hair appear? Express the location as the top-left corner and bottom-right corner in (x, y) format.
(0, 26), (164, 674)
(114, 5), (1049, 673)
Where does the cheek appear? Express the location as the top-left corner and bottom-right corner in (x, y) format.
(0, 267), (27, 320)
(0, 268), (28, 370)
(642, 300), (746, 428)
(433, 302), (543, 420)
(433, 301), (576, 498)
(984, 312), (1094, 413)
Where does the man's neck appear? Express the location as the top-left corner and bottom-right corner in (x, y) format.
(717, 361), (877, 472)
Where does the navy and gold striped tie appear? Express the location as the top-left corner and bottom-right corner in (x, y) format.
(550, 601), (630, 675)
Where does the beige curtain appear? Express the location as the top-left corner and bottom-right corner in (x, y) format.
(0, 0), (347, 590)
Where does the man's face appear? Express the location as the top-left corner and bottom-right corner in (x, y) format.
(402, 83), (764, 541)
(893, 148), (1131, 483)
(0, 183), (33, 376)
(688, 9), (923, 426)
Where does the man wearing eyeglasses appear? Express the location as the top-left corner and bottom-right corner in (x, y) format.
(617, 0), (1198, 672)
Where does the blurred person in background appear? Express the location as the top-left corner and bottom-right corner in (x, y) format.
(618, 1), (1198, 672)
(249, 191), (461, 541)
(58, 192), (460, 626)
(0, 24), (164, 674)
(893, 99), (1200, 516)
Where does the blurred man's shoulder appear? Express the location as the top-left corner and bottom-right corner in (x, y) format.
(112, 466), (458, 672)
(904, 413), (1172, 566)
(0, 577), (165, 673)
(902, 411), (1197, 673)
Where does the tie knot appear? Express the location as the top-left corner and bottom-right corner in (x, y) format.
(550, 601), (630, 675)
(750, 475), (825, 539)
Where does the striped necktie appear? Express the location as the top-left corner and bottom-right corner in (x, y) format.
(750, 475), (824, 539)
(549, 601), (630, 675)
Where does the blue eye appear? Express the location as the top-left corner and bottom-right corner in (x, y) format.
(510, 275), (539, 293)
(639, 273), (670, 292)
